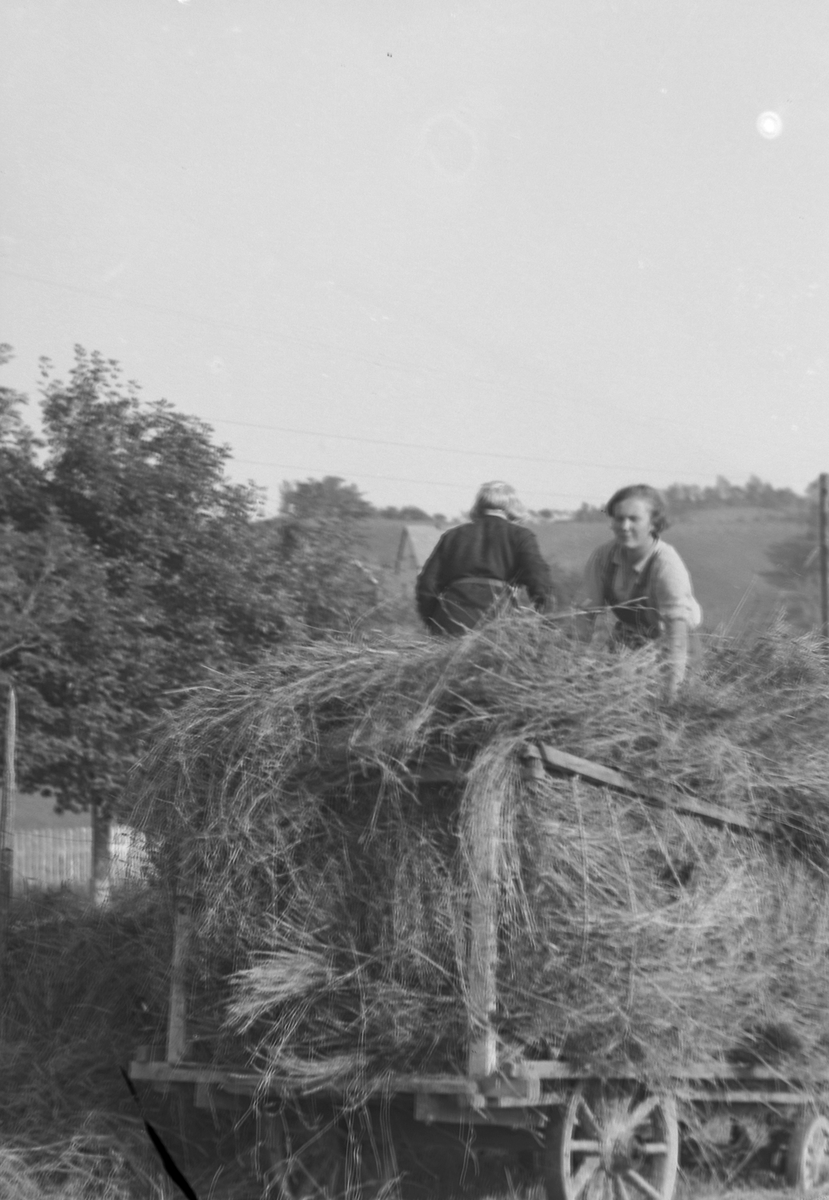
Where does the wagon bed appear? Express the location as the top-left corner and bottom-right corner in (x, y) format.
(130, 742), (829, 1198)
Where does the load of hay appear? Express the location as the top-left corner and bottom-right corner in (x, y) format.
(132, 616), (829, 1095)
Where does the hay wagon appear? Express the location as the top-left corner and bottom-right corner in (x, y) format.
(130, 740), (829, 1200)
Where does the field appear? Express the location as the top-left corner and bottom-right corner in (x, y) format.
(368, 509), (807, 632)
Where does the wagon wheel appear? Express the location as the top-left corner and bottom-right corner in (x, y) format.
(544, 1082), (679, 1200)
(785, 1112), (829, 1193)
(258, 1105), (345, 1199)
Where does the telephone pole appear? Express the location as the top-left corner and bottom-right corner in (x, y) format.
(820, 473), (828, 643)
(0, 685), (17, 969)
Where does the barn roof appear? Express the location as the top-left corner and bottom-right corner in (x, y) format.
(395, 523), (443, 571)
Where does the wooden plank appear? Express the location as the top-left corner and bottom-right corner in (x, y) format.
(128, 1059), (486, 1099)
(414, 1093), (544, 1127)
(465, 773), (503, 1079)
(675, 1090), (812, 1105)
(511, 1058), (829, 1084)
(526, 742), (764, 836)
(166, 890), (193, 1063)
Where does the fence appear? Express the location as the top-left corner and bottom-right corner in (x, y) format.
(11, 824), (146, 894)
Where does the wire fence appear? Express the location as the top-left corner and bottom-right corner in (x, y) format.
(11, 825), (146, 894)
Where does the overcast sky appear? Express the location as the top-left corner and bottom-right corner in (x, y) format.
(1, 0), (827, 516)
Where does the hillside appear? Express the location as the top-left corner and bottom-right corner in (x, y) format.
(366, 509), (808, 632)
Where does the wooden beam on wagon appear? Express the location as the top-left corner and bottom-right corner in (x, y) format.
(166, 888), (193, 1064)
(465, 774), (503, 1079)
(522, 741), (765, 836)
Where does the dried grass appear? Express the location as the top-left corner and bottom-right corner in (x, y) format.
(130, 616), (829, 1094)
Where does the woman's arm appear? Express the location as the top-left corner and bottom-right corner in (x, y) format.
(513, 527), (553, 611)
(415, 540), (445, 627)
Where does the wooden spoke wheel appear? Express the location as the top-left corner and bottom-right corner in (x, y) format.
(544, 1083), (679, 1200)
(785, 1113), (829, 1194)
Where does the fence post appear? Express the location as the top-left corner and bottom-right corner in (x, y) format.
(0, 685), (17, 970)
(819, 473), (828, 643)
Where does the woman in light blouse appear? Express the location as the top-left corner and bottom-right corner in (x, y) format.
(579, 484), (701, 699)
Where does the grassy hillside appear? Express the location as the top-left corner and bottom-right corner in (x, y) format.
(366, 509), (808, 632)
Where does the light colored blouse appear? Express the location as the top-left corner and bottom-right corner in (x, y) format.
(581, 539), (702, 634)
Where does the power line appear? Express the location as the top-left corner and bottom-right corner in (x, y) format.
(2, 265), (540, 388)
(231, 458), (589, 502)
(216, 416), (718, 480)
(0, 265), (731, 448)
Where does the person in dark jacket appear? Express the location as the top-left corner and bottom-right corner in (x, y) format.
(415, 481), (552, 635)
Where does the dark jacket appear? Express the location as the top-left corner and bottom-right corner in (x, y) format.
(415, 514), (552, 635)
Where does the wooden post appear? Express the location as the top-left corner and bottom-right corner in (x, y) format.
(0, 685), (18, 968)
(819, 473), (828, 643)
(166, 888), (193, 1063)
(465, 777), (503, 1079)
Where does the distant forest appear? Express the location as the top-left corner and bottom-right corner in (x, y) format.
(571, 475), (814, 521)
(348, 474), (814, 525)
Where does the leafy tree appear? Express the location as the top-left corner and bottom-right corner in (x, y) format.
(0, 348), (296, 880)
(271, 476), (380, 635)
(377, 504), (432, 522)
(280, 475), (373, 522)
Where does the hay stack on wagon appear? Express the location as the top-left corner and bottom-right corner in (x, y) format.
(132, 616), (829, 1096)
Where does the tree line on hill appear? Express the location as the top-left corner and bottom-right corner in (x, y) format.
(573, 475), (811, 521)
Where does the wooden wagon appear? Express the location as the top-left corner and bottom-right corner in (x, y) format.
(130, 742), (829, 1199)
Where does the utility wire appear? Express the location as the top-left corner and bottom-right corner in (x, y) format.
(0, 265), (737, 448)
(232, 458), (606, 502)
(217, 417), (717, 480)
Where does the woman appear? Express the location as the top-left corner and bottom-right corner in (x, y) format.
(416, 481), (552, 636)
(579, 484), (701, 698)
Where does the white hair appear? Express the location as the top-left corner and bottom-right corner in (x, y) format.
(470, 481), (526, 522)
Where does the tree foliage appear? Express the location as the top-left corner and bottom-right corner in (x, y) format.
(0, 350), (381, 825)
(271, 475), (381, 635)
(573, 475), (808, 521)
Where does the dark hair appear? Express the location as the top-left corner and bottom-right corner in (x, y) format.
(605, 484), (669, 535)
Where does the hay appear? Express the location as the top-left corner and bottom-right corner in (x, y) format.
(131, 616), (829, 1092)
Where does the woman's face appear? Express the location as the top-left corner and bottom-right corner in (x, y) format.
(611, 497), (655, 558)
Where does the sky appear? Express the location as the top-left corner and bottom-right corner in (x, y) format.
(1, 0), (827, 518)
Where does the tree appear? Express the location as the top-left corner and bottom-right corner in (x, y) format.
(272, 476), (380, 635)
(377, 504), (432, 522)
(1, 352), (397, 882)
(0, 347), (298, 883)
(280, 475), (373, 522)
